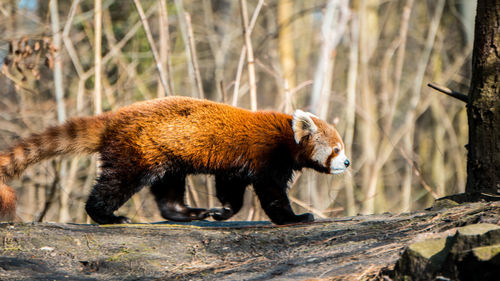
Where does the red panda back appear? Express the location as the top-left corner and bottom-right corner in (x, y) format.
(104, 97), (296, 172)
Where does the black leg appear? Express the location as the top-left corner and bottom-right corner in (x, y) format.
(150, 174), (209, 222)
(85, 168), (142, 224)
(209, 176), (248, 221)
(253, 179), (314, 225)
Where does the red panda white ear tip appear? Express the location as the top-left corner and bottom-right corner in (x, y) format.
(292, 109), (318, 144)
(306, 112), (319, 119)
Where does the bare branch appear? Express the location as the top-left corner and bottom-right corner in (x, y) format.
(62, 0), (84, 78)
(289, 196), (328, 219)
(94, 0), (103, 115)
(427, 82), (468, 103)
(184, 12), (204, 99)
(133, 0), (171, 97)
(158, 0), (174, 97)
(232, 0), (264, 107)
(239, 0), (258, 111)
(49, 0), (66, 123)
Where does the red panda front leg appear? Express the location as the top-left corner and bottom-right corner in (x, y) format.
(253, 179), (314, 225)
(209, 176), (248, 221)
(150, 174), (209, 222)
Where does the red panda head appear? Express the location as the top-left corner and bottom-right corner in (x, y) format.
(292, 110), (349, 174)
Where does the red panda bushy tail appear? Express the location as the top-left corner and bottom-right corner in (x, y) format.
(0, 114), (112, 219)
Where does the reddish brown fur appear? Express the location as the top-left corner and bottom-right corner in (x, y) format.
(97, 97), (344, 175)
(0, 96), (345, 224)
(0, 183), (16, 220)
(106, 97), (298, 171)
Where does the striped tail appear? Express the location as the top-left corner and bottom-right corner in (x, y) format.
(0, 113), (112, 220)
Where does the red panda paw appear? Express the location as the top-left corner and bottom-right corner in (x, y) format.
(297, 213), (315, 223)
(159, 207), (210, 222)
(114, 216), (132, 224)
(209, 207), (233, 221)
(274, 213), (315, 225)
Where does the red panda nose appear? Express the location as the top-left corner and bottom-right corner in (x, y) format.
(344, 159), (350, 168)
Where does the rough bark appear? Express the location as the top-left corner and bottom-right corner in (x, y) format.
(0, 201), (498, 280)
(466, 0), (500, 194)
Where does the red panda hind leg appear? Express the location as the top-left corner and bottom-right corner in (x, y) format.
(150, 173), (209, 222)
(85, 167), (144, 224)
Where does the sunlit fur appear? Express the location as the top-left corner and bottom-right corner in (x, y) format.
(0, 96), (348, 224)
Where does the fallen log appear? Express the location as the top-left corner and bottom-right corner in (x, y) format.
(0, 201), (498, 280)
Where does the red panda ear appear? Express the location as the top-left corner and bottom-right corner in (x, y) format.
(292, 109), (318, 144)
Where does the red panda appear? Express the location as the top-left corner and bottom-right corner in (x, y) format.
(0, 96), (349, 225)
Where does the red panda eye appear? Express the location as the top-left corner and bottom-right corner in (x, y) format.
(334, 147), (340, 154)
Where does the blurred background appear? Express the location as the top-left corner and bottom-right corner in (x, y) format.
(0, 0), (474, 223)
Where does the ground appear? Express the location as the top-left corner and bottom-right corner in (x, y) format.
(0, 201), (499, 280)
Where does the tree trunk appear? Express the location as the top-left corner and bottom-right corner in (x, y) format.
(466, 0), (500, 194)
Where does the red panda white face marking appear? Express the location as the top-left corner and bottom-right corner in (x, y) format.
(292, 110), (349, 174)
(311, 143), (332, 165)
(330, 143), (348, 174)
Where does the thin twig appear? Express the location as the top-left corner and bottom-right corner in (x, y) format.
(277, 80), (314, 112)
(186, 176), (200, 207)
(232, 47), (247, 106)
(158, 0), (174, 97)
(93, 0), (103, 177)
(202, 0), (223, 101)
(62, 0), (84, 77)
(133, 0), (171, 97)
(184, 12), (204, 99)
(174, 0), (197, 98)
(427, 82), (468, 103)
(283, 80), (292, 114)
(37, 161), (60, 222)
(78, 4), (156, 83)
(220, 80), (227, 103)
(310, 0), (349, 118)
(344, 13), (359, 216)
(289, 196), (327, 219)
(288, 171), (327, 219)
(50, 0), (66, 123)
(400, 0), (445, 212)
(0, 66), (37, 94)
(94, 0), (102, 115)
(232, 0), (264, 106)
(101, 9), (148, 104)
(239, 0), (257, 111)
(51, 0), (70, 222)
(102, 6), (156, 70)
